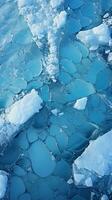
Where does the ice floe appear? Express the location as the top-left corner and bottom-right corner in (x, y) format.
(77, 23), (111, 50)
(0, 90), (43, 146)
(73, 130), (112, 187)
(6, 89), (42, 125)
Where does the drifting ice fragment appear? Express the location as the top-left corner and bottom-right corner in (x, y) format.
(73, 97), (87, 110)
(101, 195), (109, 200)
(0, 170), (8, 199)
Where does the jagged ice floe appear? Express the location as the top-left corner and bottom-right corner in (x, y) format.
(73, 130), (112, 187)
(77, 23), (111, 50)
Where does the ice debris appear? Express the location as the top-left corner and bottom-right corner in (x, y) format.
(77, 23), (111, 50)
(0, 170), (8, 199)
(101, 195), (109, 200)
(0, 90), (43, 146)
(73, 130), (112, 187)
(73, 97), (87, 110)
(17, 0), (67, 80)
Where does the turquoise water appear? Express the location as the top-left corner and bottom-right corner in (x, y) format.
(0, 0), (112, 199)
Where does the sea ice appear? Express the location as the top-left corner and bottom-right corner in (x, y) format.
(73, 130), (112, 187)
(6, 89), (43, 125)
(0, 90), (43, 146)
(28, 141), (56, 177)
(0, 170), (8, 199)
(17, 0), (67, 79)
(73, 97), (88, 110)
(77, 23), (111, 50)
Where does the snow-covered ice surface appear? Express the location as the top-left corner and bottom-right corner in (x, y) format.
(0, 0), (112, 199)
(77, 23), (111, 50)
(17, 0), (67, 80)
(6, 89), (42, 125)
(0, 90), (42, 147)
(73, 130), (112, 185)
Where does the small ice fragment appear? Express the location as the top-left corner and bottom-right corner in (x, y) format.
(85, 177), (93, 187)
(51, 109), (58, 116)
(73, 97), (87, 110)
(67, 178), (73, 184)
(108, 52), (112, 63)
(101, 195), (109, 200)
(0, 170), (8, 199)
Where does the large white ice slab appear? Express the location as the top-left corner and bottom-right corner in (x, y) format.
(73, 130), (112, 187)
(6, 89), (42, 125)
(0, 90), (43, 146)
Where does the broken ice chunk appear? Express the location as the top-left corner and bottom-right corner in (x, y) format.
(77, 23), (111, 50)
(73, 97), (87, 110)
(73, 130), (112, 187)
(0, 170), (8, 199)
(101, 195), (109, 200)
(6, 89), (43, 125)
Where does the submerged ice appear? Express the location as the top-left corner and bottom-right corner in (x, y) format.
(0, 0), (112, 200)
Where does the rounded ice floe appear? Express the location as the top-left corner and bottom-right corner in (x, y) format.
(0, 170), (8, 199)
(6, 89), (43, 125)
(101, 195), (109, 200)
(28, 141), (56, 177)
(10, 176), (25, 200)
